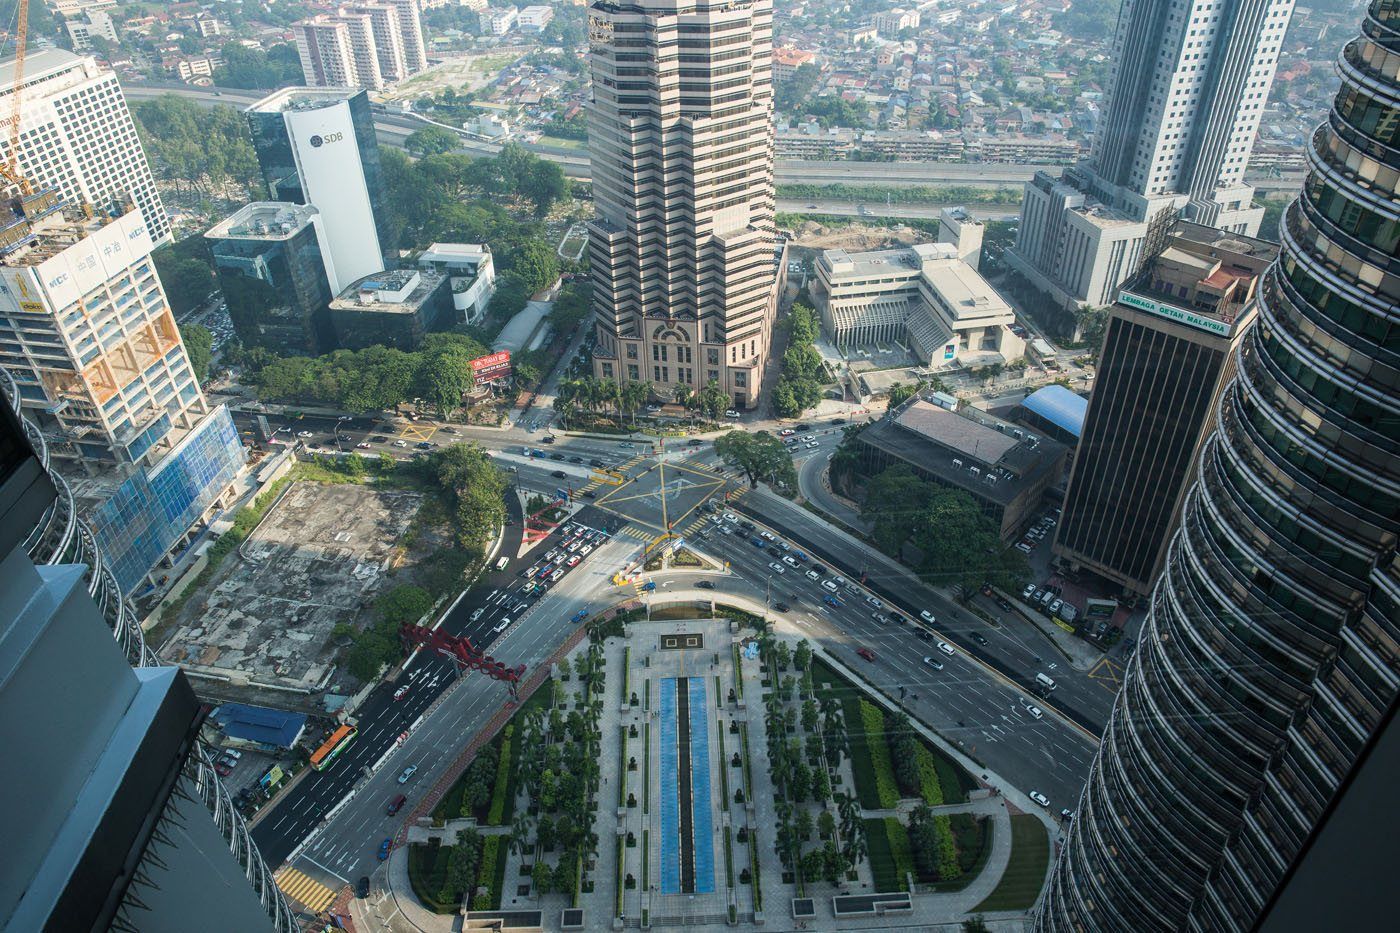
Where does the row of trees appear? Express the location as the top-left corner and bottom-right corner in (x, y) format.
(772, 302), (828, 418)
(249, 332), (491, 414)
(552, 376), (732, 427)
(858, 464), (1030, 598)
(508, 641), (607, 899)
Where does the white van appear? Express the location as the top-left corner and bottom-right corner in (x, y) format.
(1035, 673), (1057, 691)
(495, 556), (509, 571)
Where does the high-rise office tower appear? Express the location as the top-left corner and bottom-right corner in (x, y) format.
(0, 375), (296, 932)
(0, 49), (170, 244)
(1036, 2), (1400, 930)
(247, 88), (389, 291)
(1007, 0), (1294, 309)
(587, 0), (781, 410)
(1052, 222), (1276, 596)
(346, 3), (409, 83)
(0, 194), (246, 594)
(293, 15), (367, 89)
(206, 202), (338, 354)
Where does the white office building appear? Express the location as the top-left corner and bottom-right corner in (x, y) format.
(1007, 0), (1295, 309)
(247, 88), (388, 293)
(813, 242), (1025, 366)
(481, 6), (519, 35)
(938, 206), (984, 271)
(417, 242), (497, 323)
(518, 4), (554, 30)
(0, 49), (170, 244)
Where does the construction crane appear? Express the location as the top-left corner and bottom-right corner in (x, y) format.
(1, 0), (31, 195)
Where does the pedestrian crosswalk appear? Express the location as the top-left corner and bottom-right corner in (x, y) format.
(618, 526), (653, 542)
(274, 865), (338, 914)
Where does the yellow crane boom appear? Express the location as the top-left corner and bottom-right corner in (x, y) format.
(2, 0), (31, 194)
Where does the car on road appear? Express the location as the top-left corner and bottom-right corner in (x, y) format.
(566, 555), (581, 567)
(393, 685), (409, 701)
(356, 442), (372, 449)
(1016, 542), (1032, 553)
(914, 628), (931, 641)
(823, 593), (843, 607)
(768, 562), (786, 574)
(1022, 700), (1044, 719)
(922, 656), (944, 670)
(723, 512), (738, 523)
(782, 556), (799, 569)
(470, 607), (485, 621)
(550, 569), (565, 582)
(296, 430), (313, 437)
(550, 453), (566, 461)
(920, 609), (935, 624)
(398, 765), (418, 784)
(805, 570), (820, 581)
(393, 440), (408, 448)
(872, 612), (890, 625)
(774, 602), (790, 612)
(1028, 791), (1050, 808)
(996, 597), (1013, 611)
(1060, 809), (1074, 822)
(857, 647), (876, 662)
(865, 595), (883, 609)
(821, 579), (839, 592)
(356, 876), (371, 898)
(581, 489), (596, 498)
(696, 580), (715, 589)
(724, 409), (741, 419)
(214, 759), (234, 776)
(779, 428), (795, 436)
(970, 632), (989, 647)
(492, 617), (511, 633)
(371, 435), (389, 443)
(739, 520), (755, 531)
(936, 641), (956, 657)
(415, 441), (433, 450)
(619, 442), (635, 448)
(568, 456), (583, 463)
(589, 459), (605, 468)
(540, 435), (555, 444)
(1021, 583), (1037, 599)
(552, 469), (567, 478)
(387, 794), (407, 815)
(571, 609), (589, 624)
(377, 838), (394, 860)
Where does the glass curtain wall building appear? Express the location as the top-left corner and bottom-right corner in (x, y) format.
(0, 368), (296, 932)
(1035, 1), (1399, 929)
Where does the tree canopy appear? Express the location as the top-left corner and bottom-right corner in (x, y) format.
(858, 465), (1029, 597)
(772, 301), (827, 418)
(213, 42), (303, 90)
(714, 431), (797, 490)
(180, 324), (213, 384)
(131, 96), (263, 203)
(405, 125), (461, 157)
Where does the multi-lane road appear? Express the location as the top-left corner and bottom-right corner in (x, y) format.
(222, 402), (1111, 909)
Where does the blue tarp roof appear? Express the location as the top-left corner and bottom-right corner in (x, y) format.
(211, 703), (306, 748)
(1022, 384), (1087, 438)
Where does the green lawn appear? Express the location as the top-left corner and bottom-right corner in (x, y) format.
(973, 814), (1050, 912)
(864, 817), (908, 892)
(538, 134), (585, 149)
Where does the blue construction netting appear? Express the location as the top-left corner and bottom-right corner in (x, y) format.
(659, 678), (681, 895)
(688, 677), (716, 894)
(1021, 384), (1087, 438)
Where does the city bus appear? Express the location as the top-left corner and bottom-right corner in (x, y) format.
(309, 724), (358, 771)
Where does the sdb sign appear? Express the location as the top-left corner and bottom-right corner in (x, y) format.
(471, 351), (512, 385)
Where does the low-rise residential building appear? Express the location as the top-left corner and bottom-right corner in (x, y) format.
(480, 6), (518, 36)
(517, 5), (554, 31)
(774, 47), (816, 82)
(65, 10), (119, 51)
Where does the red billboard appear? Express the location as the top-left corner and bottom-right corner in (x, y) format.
(471, 351), (512, 385)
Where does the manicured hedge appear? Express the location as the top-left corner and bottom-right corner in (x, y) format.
(859, 700), (900, 808)
(864, 817), (907, 892)
(476, 836), (501, 909)
(914, 743), (944, 806)
(407, 841), (456, 914)
(486, 726), (514, 825)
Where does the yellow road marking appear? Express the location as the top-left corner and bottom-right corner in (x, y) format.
(275, 866), (338, 913)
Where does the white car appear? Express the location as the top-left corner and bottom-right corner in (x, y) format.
(492, 618), (511, 634)
(920, 610), (935, 623)
(760, 531), (775, 541)
(1022, 701), (1044, 719)
(936, 641), (956, 657)
(398, 765), (419, 784)
(865, 595), (883, 609)
(922, 656), (944, 670)
(805, 570), (820, 581)
(1021, 583), (1036, 599)
(1029, 791), (1050, 807)
(296, 430), (313, 438)
(356, 442), (372, 449)
(723, 512), (738, 523)
(394, 440), (409, 448)
(1048, 598), (1064, 616)
(724, 409), (741, 419)
(768, 562), (786, 574)
(782, 556), (798, 568)
(779, 428), (795, 436)
(821, 579), (839, 592)
(470, 607), (485, 622)
(580, 544), (593, 555)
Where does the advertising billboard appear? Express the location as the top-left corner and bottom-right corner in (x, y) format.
(471, 350), (512, 385)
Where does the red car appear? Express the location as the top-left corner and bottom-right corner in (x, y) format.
(393, 685), (409, 701)
(857, 647), (876, 662)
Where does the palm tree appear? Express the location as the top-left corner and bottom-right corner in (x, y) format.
(673, 383), (692, 409)
(844, 829), (868, 868)
(509, 812), (535, 856)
